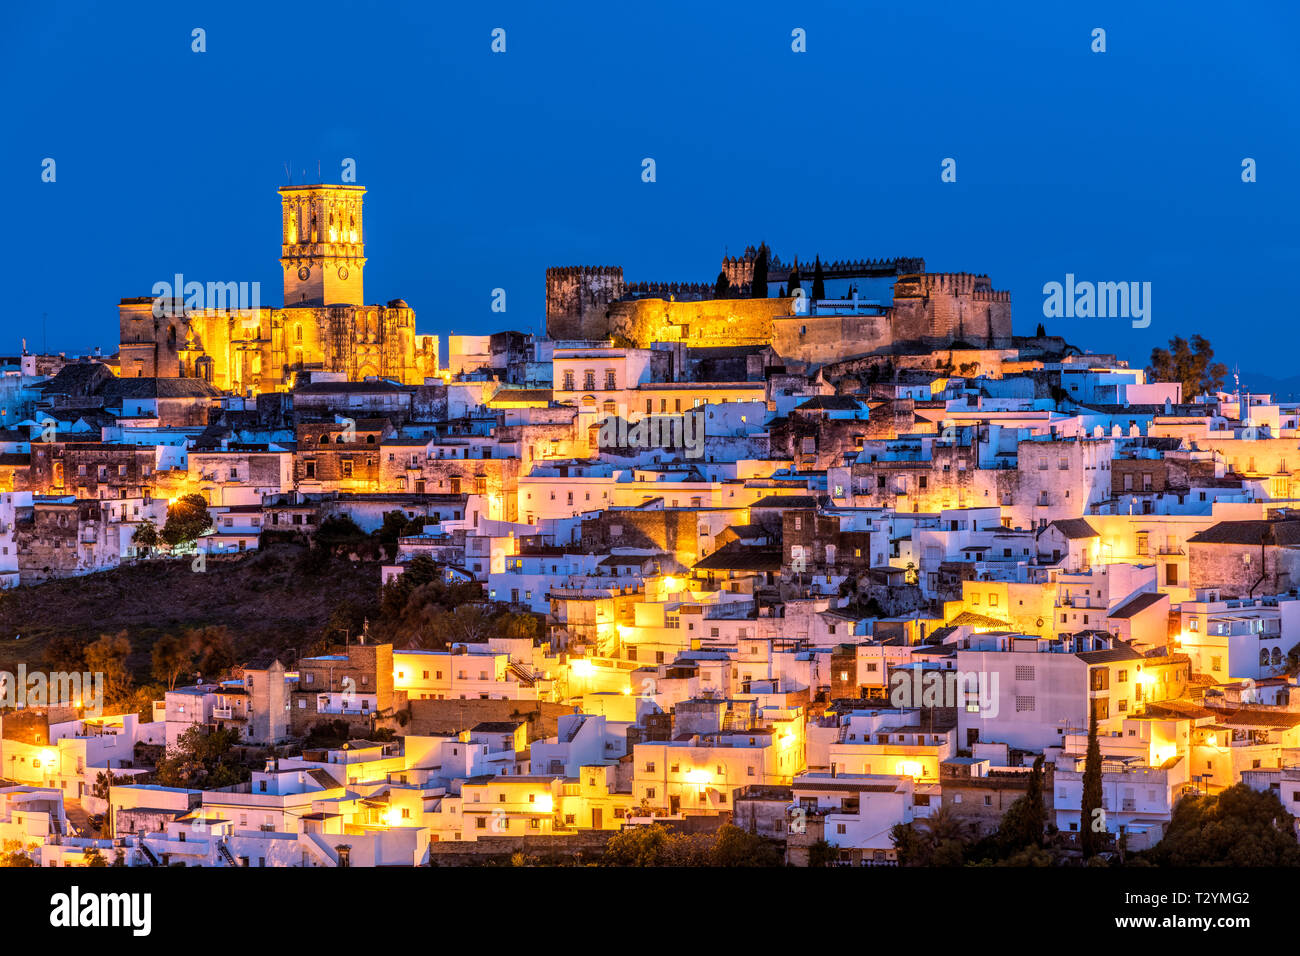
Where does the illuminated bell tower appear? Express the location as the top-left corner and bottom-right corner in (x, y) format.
(279, 184), (367, 306)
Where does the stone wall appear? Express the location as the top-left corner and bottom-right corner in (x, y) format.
(395, 698), (577, 740)
(606, 296), (787, 348)
(1189, 543), (1300, 598)
(771, 313), (893, 371)
(581, 509), (702, 569)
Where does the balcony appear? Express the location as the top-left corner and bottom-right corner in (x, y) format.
(212, 706), (233, 720)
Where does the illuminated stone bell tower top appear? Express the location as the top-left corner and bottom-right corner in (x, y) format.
(278, 183), (366, 307)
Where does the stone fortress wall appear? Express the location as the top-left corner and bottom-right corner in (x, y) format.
(545, 248), (1013, 365)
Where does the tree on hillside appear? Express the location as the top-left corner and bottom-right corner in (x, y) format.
(325, 599), (372, 644)
(185, 625), (236, 678)
(891, 804), (969, 866)
(1145, 335), (1227, 400)
(811, 256), (826, 300)
(0, 840), (35, 867)
(44, 635), (86, 673)
(601, 823), (774, 867)
(1141, 783), (1300, 866)
(316, 514), (367, 551)
(375, 510), (420, 561)
(497, 612), (542, 641)
(714, 270), (731, 299)
(161, 494), (212, 549)
(84, 631), (133, 705)
(750, 244), (769, 299)
(1080, 705), (1105, 859)
(132, 519), (159, 557)
(151, 633), (193, 690)
(380, 557), (482, 621)
(996, 755), (1047, 853)
(155, 724), (248, 789)
(708, 824), (783, 866)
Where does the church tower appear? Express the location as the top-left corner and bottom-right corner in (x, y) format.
(278, 184), (367, 306)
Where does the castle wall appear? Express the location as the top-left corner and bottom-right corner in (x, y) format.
(890, 273), (1012, 345)
(545, 267), (624, 341)
(606, 296), (788, 348)
(546, 264), (1013, 355)
(771, 313), (893, 371)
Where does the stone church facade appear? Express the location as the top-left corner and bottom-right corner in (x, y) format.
(118, 184), (438, 395)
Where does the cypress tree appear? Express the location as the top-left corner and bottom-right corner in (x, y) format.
(750, 244), (769, 299)
(811, 255), (826, 300)
(1080, 705), (1104, 858)
(787, 262), (802, 297)
(715, 270), (730, 299)
(1025, 755), (1045, 844)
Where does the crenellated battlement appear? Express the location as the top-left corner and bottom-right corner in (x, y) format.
(894, 272), (1000, 297)
(722, 251), (923, 288)
(543, 249), (1008, 351)
(625, 280), (717, 300)
(545, 265), (624, 279)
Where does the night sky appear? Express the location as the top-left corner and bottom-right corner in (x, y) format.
(4, 0), (1297, 379)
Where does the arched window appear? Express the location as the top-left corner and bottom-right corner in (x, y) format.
(320, 435), (330, 445)
(366, 435), (375, 444)
(1261, 648), (1271, 666)
(1272, 647), (1283, 665)
(336, 435), (347, 444)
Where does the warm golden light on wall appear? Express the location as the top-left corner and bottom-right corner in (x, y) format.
(895, 760), (923, 779)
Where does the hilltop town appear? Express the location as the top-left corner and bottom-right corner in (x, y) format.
(1, 185), (1296, 868)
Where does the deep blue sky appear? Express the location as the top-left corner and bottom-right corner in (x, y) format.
(4, 0), (1297, 378)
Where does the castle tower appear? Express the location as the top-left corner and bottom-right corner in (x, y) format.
(279, 184), (367, 306)
(545, 266), (624, 340)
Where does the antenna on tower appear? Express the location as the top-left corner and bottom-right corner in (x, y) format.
(317, 159), (321, 182)
(284, 161), (292, 184)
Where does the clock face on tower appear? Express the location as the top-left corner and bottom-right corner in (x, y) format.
(338, 266), (349, 280)
(297, 266), (310, 281)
